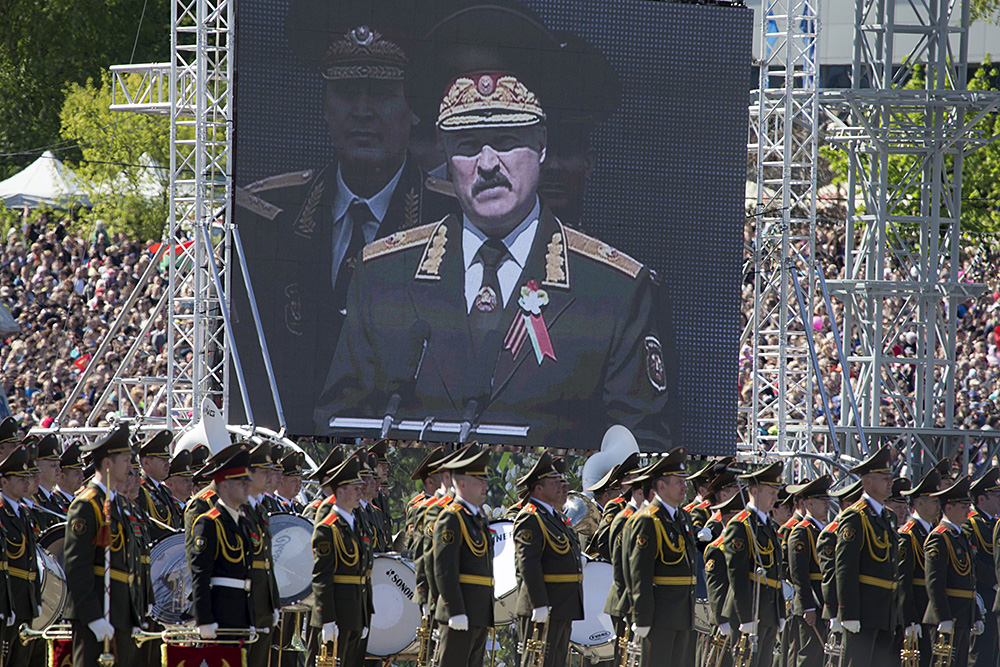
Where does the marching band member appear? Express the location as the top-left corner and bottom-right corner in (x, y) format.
(785, 474), (832, 667)
(0, 445), (41, 666)
(587, 454), (640, 561)
(703, 491), (745, 667)
(368, 440), (394, 536)
(815, 480), (862, 637)
(32, 433), (66, 525)
(55, 441), (84, 506)
(963, 469), (1000, 667)
(404, 446), (449, 552)
(246, 443), (281, 667)
(274, 450), (305, 513)
(898, 468), (942, 667)
(684, 456), (735, 533)
(162, 449), (195, 509)
(304, 446), (345, 524)
(138, 430), (182, 538)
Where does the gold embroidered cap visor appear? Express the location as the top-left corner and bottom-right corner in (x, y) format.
(437, 72), (544, 131)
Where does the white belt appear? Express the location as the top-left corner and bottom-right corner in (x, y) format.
(210, 577), (251, 592)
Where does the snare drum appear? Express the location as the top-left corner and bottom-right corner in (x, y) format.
(31, 547), (66, 631)
(569, 558), (615, 660)
(367, 554), (421, 657)
(150, 533), (192, 625)
(38, 522), (66, 568)
(490, 520), (517, 625)
(269, 513), (314, 606)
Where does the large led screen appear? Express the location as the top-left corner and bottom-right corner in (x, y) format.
(232, 0), (751, 454)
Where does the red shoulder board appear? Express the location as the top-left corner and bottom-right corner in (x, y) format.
(968, 509), (977, 520)
(697, 499), (711, 509)
(610, 497), (626, 508)
(409, 492), (427, 506)
(822, 520), (839, 533)
(623, 507), (636, 518)
(683, 500), (697, 512)
(797, 518), (812, 528)
(782, 516), (799, 530)
(205, 508), (221, 519)
(199, 488), (217, 500)
(525, 504), (537, 513)
(733, 509), (750, 522)
(900, 520), (915, 533)
(710, 511), (722, 522)
(436, 494), (453, 506)
(932, 525), (948, 534)
(321, 511), (340, 527)
(709, 534), (724, 548)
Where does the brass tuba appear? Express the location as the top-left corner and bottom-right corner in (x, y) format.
(520, 619), (550, 667)
(931, 623), (954, 667)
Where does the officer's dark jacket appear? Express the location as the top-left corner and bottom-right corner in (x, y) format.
(432, 500), (494, 627)
(311, 508), (373, 631)
(787, 517), (824, 615)
(816, 518), (840, 621)
(1, 497), (39, 619)
(923, 521), (977, 627)
(627, 499), (697, 630)
(963, 507), (997, 612)
(513, 500), (584, 621)
(897, 517), (931, 625)
(188, 502), (255, 628)
(723, 508), (785, 627)
(704, 533), (730, 626)
(245, 501), (280, 627)
(414, 493), (452, 613)
(314, 206), (672, 448)
(834, 497), (899, 630)
(603, 503), (637, 619)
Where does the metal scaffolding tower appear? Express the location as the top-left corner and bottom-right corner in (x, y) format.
(824, 0), (999, 467)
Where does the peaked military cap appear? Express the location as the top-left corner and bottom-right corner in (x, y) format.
(738, 461), (783, 488)
(322, 456), (364, 489)
(190, 444), (211, 470)
(308, 446), (345, 482)
(281, 451), (305, 476)
(0, 446), (36, 477)
(167, 449), (193, 478)
(787, 474), (832, 500)
(247, 441), (272, 468)
(585, 453), (639, 494)
(442, 447), (490, 477)
(60, 441), (83, 469)
(139, 430), (173, 458)
(931, 475), (972, 504)
(833, 478), (864, 506)
(888, 477), (911, 502)
(902, 469), (940, 498)
(971, 468), (1000, 497)
(517, 451), (567, 489)
(204, 447), (251, 484)
(19, 434), (38, 457)
(711, 488), (747, 513)
(848, 445), (892, 476)
(934, 458), (954, 483)
(82, 424), (133, 462)
(410, 446), (448, 481)
(633, 447), (688, 484)
(0, 417), (19, 444)
(194, 443), (246, 479)
(268, 444), (286, 470)
(776, 486), (795, 508)
(705, 468), (741, 500)
(357, 451), (378, 477)
(35, 433), (61, 461)
(368, 439), (390, 464)
(687, 456), (735, 485)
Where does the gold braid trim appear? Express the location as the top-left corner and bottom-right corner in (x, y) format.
(740, 516), (775, 569)
(331, 523), (359, 568)
(943, 532), (971, 577)
(534, 512), (571, 555)
(651, 514), (687, 566)
(215, 518), (245, 564)
(448, 505), (488, 558)
(971, 515), (993, 556)
(856, 509), (890, 563)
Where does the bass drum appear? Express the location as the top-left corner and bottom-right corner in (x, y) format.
(490, 521), (517, 625)
(569, 558), (615, 660)
(150, 533), (192, 625)
(38, 523), (66, 568)
(270, 513), (315, 606)
(367, 554), (421, 657)
(31, 547), (66, 631)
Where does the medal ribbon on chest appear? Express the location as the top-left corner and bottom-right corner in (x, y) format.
(503, 280), (556, 365)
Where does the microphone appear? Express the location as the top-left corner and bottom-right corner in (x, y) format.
(380, 320), (431, 437)
(459, 331), (504, 442)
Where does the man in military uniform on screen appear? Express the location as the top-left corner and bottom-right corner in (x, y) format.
(314, 3), (671, 449)
(235, 0), (455, 426)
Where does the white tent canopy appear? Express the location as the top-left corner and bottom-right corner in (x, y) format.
(0, 150), (91, 208)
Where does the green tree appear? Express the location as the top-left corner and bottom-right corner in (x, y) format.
(0, 0), (170, 179)
(60, 73), (170, 241)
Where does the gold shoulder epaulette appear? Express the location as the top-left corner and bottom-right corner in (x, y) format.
(235, 186), (282, 220)
(246, 170), (315, 194)
(424, 176), (456, 198)
(564, 228), (642, 279)
(363, 221), (439, 263)
(78, 488), (97, 501)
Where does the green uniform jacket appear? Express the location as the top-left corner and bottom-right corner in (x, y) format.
(627, 500), (696, 629)
(513, 501), (584, 621)
(964, 508), (996, 613)
(63, 484), (137, 628)
(403, 491), (428, 552)
(246, 502), (281, 626)
(683, 499), (711, 533)
(188, 502), (255, 628)
(787, 518), (823, 616)
(723, 508), (785, 627)
(923, 522), (977, 627)
(897, 518), (931, 626)
(777, 511), (803, 580)
(415, 493), (452, 610)
(704, 533), (730, 626)
(834, 497), (899, 629)
(142, 476), (183, 531)
(1, 497), (39, 620)
(815, 519), (840, 621)
(433, 501), (494, 627)
(603, 503), (638, 618)
(121, 498), (154, 629)
(311, 508), (373, 631)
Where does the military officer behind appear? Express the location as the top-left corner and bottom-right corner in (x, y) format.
(274, 450), (305, 513)
(626, 448), (697, 667)
(721, 462), (786, 667)
(63, 425), (139, 667)
(512, 452), (584, 667)
(138, 430), (183, 537)
(33, 433), (67, 524)
(432, 448), (494, 667)
(162, 449), (195, 508)
(785, 474), (832, 667)
(188, 447), (256, 639)
(0, 446), (41, 664)
(925, 476), (982, 667)
(898, 469), (941, 667)
(245, 443), (282, 667)
(963, 468), (999, 667)
(311, 457), (374, 667)
(314, 3), (671, 449)
(56, 441), (85, 505)
(834, 446), (899, 667)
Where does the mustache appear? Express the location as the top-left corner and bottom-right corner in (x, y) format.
(472, 173), (512, 197)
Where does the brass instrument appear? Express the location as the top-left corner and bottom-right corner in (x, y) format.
(733, 630), (754, 667)
(427, 626), (442, 667)
(931, 623), (955, 667)
(822, 626), (845, 667)
(416, 613), (433, 667)
(520, 619), (550, 667)
(317, 632), (340, 667)
(132, 629), (167, 646)
(618, 624), (631, 667)
(160, 626), (260, 645)
(623, 634), (642, 667)
(702, 628), (731, 667)
(901, 628), (921, 667)
(18, 623), (72, 644)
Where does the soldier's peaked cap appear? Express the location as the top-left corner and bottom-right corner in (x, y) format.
(517, 451), (566, 489)
(82, 424), (133, 461)
(930, 475), (972, 504)
(368, 439), (390, 463)
(901, 469), (940, 498)
(205, 447), (251, 484)
(247, 441), (272, 468)
(35, 433), (61, 461)
(60, 441), (83, 469)
(705, 469), (741, 500)
(832, 478), (863, 505)
(308, 446), (345, 482)
(889, 477), (911, 502)
(281, 451), (305, 476)
(167, 449), (193, 478)
(322, 456), (364, 489)
(139, 430), (173, 458)
(935, 458), (954, 480)
(0, 417), (19, 444)
(0, 446), (36, 477)
(710, 488), (747, 513)
(633, 447), (688, 484)
(848, 445), (892, 476)
(194, 443), (246, 480)
(410, 446), (448, 481)
(971, 468), (1000, 497)
(189, 444), (211, 470)
(687, 456), (735, 484)
(738, 461), (783, 488)
(442, 448), (490, 477)
(787, 474), (832, 499)
(586, 453), (638, 494)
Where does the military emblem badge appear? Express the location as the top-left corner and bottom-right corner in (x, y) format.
(645, 336), (666, 392)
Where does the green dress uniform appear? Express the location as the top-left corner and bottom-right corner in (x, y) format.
(683, 499), (711, 534)
(415, 493), (453, 617)
(787, 516), (826, 666)
(1, 491), (40, 665)
(816, 520), (840, 624)
(603, 500), (639, 662)
(33, 489), (67, 529)
(964, 468), (999, 667)
(898, 518), (934, 667)
(188, 501), (256, 629)
(245, 500), (281, 667)
(140, 477), (183, 537)
(432, 449), (494, 667)
(924, 519), (977, 667)
(704, 533), (733, 667)
(404, 491), (428, 551)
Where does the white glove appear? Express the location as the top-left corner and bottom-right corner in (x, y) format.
(88, 618), (115, 641)
(322, 622), (338, 644)
(273, 610), (280, 627)
(778, 618), (786, 632)
(973, 621), (985, 636)
(842, 620), (861, 633)
(198, 623), (218, 640)
(977, 593), (986, 616)
(937, 620), (954, 633)
(697, 526), (713, 542)
(717, 622), (731, 636)
(448, 614), (469, 631)
(5, 614), (14, 628)
(632, 625), (651, 638)
(361, 627), (369, 639)
(830, 619), (842, 632)
(36, 605), (42, 617)
(420, 605), (428, 617)
(531, 607), (549, 624)
(905, 624), (922, 639)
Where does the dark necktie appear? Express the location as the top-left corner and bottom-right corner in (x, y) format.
(469, 239), (508, 344)
(333, 200), (374, 308)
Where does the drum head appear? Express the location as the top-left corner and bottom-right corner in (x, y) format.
(31, 548), (66, 631)
(150, 533), (192, 625)
(490, 521), (517, 626)
(367, 555), (421, 657)
(270, 513), (315, 606)
(570, 559), (615, 659)
(38, 523), (66, 568)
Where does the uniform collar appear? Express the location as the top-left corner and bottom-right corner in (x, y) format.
(455, 494), (480, 515)
(912, 514), (932, 533)
(217, 499), (241, 523)
(862, 493), (885, 517)
(332, 158), (406, 226)
(746, 503), (769, 525)
(334, 504), (355, 529)
(529, 496), (554, 515)
(941, 517), (961, 534)
(655, 494), (678, 519)
(2, 494), (19, 517)
(462, 197), (540, 274)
